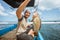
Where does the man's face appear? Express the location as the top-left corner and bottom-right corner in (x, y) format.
(24, 11), (30, 18)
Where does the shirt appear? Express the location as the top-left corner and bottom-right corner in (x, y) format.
(16, 16), (28, 35)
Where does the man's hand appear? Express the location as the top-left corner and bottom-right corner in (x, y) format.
(25, 0), (30, 2)
(33, 12), (38, 19)
(28, 29), (34, 37)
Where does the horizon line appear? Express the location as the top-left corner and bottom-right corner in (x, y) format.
(0, 22), (60, 24)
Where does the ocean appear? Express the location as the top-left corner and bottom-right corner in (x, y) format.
(40, 24), (60, 40)
(0, 23), (60, 40)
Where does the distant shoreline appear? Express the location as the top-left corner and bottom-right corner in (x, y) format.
(0, 22), (60, 24)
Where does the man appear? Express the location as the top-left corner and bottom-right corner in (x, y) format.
(16, 11), (41, 40)
(16, 0), (31, 35)
(16, 0), (41, 40)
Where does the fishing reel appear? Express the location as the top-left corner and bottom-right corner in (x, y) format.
(3, 0), (35, 8)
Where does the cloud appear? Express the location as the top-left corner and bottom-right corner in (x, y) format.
(36, 0), (60, 11)
(9, 10), (16, 16)
(0, 11), (8, 16)
(0, 3), (8, 16)
(0, 3), (16, 17)
(38, 11), (42, 16)
(0, 3), (5, 11)
(48, 0), (60, 7)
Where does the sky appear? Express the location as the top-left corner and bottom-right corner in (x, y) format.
(0, 0), (60, 21)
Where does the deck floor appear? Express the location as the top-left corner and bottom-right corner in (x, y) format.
(0, 29), (17, 40)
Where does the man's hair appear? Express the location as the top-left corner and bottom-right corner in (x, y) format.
(24, 10), (31, 14)
(16, 33), (33, 40)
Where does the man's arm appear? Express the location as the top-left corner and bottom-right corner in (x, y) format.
(16, 0), (30, 19)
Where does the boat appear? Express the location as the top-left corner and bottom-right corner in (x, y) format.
(0, 24), (44, 40)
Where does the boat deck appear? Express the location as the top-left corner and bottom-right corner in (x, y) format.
(0, 28), (16, 40)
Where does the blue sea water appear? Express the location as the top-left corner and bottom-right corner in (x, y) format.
(40, 24), (60, 40)
(0, 24), (60, 40)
